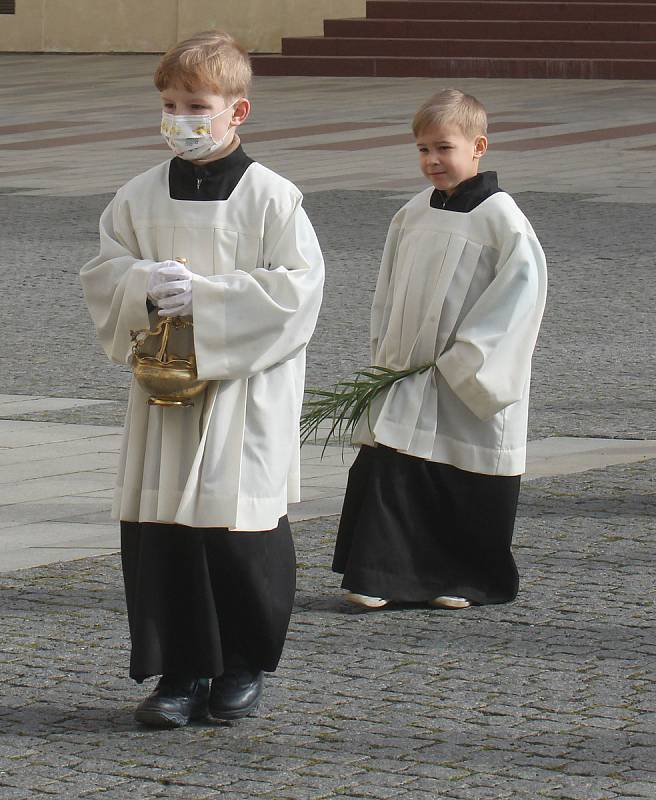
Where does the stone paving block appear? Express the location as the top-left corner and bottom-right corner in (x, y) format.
(0, 450), (118, 484)
(301, 474), (349, 490)
(332, 783), (405, 799)
(442, 788), (515, 800)
(0, 472), (113, 505)
(0, 420), (121, 447)
(0, 520), (117, 548)
(289, 497), (344, 522)
(0, 789), (37, 800)
(537, 791), (617, 800)
(0, 395), (41, 404)
(0, 497), (112, 528)
(0, 397), (109, 415)
(75, 489), (116, 500)
(614, 783), (656, 798)
(295, 485), (347, 502)
(410, 763), (472, 781)
(298, 767), (369, 784)
(0, 436), (123, 466)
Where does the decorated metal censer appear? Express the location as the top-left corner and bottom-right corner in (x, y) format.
(130, 258), (208, 407)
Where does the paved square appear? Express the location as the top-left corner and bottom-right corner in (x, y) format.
(1, 55), (655, 799)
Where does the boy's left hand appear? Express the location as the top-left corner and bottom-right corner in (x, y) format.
(150, 262), (194, 317)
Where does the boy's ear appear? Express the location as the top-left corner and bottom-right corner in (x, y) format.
(231, 98), (251, 127)
(473, 135), (488, 160)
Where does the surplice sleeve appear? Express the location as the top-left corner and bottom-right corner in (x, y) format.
(191, 193), (324, 380)
(435, 227), (547, 421)
(80, 192), (158, 364)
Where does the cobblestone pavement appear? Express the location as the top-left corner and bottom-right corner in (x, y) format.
(1, 56), (655, 799)
(1, 459), (654, 799)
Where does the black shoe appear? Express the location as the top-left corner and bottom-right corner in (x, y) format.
(209, 666), (263, 720)
(134, 676), (209, 728)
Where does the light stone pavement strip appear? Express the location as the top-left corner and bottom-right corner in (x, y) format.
(2, 405), (656, 572)
(1, 55), (655, 798)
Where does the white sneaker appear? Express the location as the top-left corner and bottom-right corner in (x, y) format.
(429, 595), (471, 609)
(345, 592), (389, 609)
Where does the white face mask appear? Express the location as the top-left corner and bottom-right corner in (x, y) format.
(160, 101), (238, 161)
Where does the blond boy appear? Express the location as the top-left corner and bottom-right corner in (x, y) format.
(81, 31), (324, 727)
(333, 89), (547, 611)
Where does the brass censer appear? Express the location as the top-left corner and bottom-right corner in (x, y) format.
(130, 258), (208, 407)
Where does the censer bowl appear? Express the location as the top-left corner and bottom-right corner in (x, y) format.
(130, 296), (208, 407)
(132, 355), (208, 406)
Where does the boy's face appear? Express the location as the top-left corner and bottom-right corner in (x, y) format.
(416, 122), (488, 195)
(160, 84), (250, 161)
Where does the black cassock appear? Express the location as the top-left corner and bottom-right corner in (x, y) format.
(122, 519), (295, 682)
(333, 445), (520, 605)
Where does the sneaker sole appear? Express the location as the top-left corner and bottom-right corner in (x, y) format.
(428, 598), (471, 609)
(345, 592), (389, 609)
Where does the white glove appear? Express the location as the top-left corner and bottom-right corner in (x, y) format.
(148, 262), (194, 317)
(147, 260), (181, 303)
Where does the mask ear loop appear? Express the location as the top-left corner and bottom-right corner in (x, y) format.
(207, 99), (241, 146)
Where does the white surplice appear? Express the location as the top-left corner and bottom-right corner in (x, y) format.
(81, 160), (324, 530)
(353, 187), (547, 475)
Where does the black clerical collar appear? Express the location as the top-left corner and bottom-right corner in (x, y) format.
(169, 144), (254, 201)
(430, 171), (500, 213)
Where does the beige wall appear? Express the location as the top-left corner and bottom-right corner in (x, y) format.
(0, 0), (44, 51)
(179, 0), (366, 54)
(0, 0), (366, 53)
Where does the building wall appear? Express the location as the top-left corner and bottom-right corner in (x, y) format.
(0, 0), (366, 53)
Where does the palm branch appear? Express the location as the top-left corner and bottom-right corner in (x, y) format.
(300, 362), (434, 452)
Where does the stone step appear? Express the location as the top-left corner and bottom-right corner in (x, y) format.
(251, 54), (656, 79)
(366, 0), (656, 21)
(254, 0), (656, 79)
(435, 0), (656, 2)
(281, 35), (653, 58)
(323, 17), (656, 40)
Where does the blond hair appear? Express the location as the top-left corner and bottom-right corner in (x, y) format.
(412, 89), (487, 139)
(154, 30), (252, 98)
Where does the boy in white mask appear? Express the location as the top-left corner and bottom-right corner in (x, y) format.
(80, 30), (324, 728)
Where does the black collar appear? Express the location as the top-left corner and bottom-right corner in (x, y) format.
(168, 144), (254, 201)
(430, 171), (501, 213)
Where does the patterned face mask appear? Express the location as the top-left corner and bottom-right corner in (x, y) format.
(160, 101), (238, 161)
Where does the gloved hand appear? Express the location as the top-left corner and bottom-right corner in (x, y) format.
(148, 261), (194, 317)
(147, 260), (181, 304)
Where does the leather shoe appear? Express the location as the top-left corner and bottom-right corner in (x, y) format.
(134, 676), (209, 728)
(209, 665), (263, 720)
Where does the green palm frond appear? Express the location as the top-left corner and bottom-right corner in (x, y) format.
(300, 363), (434, 452)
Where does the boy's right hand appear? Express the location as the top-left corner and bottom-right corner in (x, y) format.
(146, 260), (186, 305)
